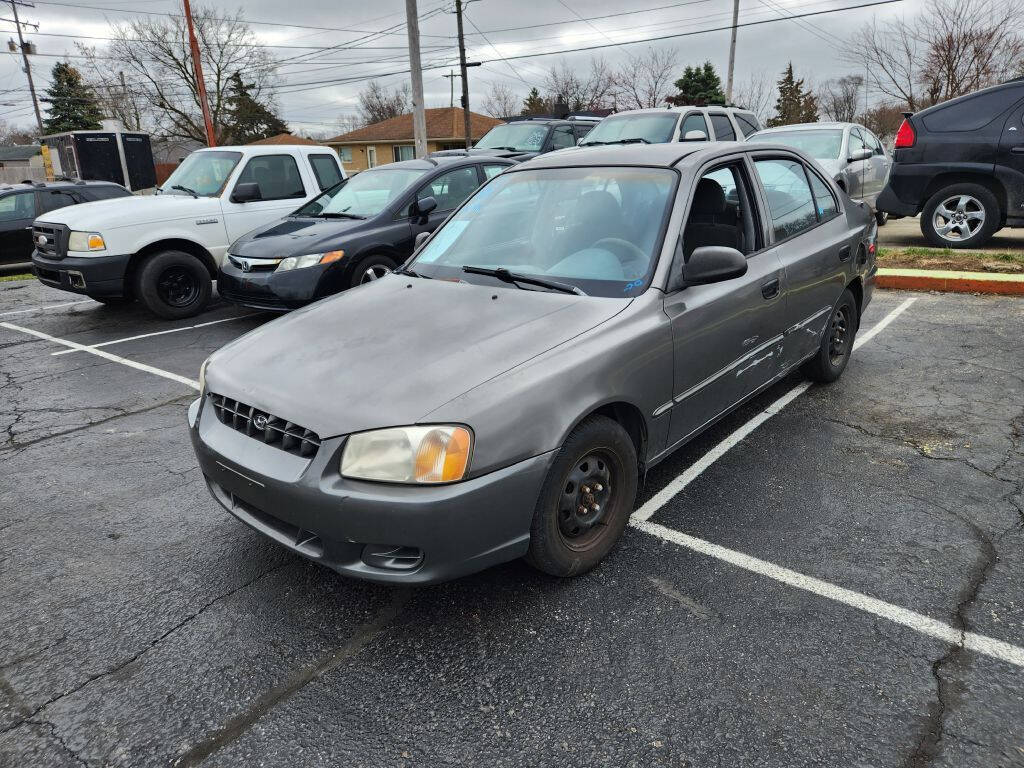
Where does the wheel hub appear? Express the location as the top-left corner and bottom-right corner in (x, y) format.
(829, 306), (849, 366)
(559, 453), (613, 540)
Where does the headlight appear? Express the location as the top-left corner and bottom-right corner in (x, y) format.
(68, 231), (106, 252)
(276, 250), (344, 272)
(198, 357), (210, 393)
(341, 425), (472, 484)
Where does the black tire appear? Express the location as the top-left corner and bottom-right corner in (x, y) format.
(348, 254), (396, 288)
(134, 250), (211, 320)
(920, 183), (999, 249)
(91, 296), (133, 307)
(875, 209), (888, 226)
(525, 415), (638, 578)
(801, 289), (858, 384)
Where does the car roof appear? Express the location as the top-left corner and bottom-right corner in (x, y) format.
(368, 155), (514, 171)
(511, 140), (811, 171)
(0, 179), (122, 193)
(753, 122), (852, 132)
(607, 106), (753, 117)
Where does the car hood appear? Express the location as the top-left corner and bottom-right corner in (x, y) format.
(206, 275), (629, 438)
(34, 194), (220, 230)
(228, 216), (370, 259)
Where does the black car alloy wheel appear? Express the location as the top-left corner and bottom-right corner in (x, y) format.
(156, 265), (201, 307)
(828, 304), (850, 366)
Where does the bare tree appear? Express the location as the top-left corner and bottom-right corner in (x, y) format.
(0, 119), (36, 144)
(731, 72), (775, 124)
(819, 75), (864, 122)
(481, 81), (521, 119)
(357, 81), (411, 125)
(844, 0), (1023, 110)
(858, 101), (906, 142)
(613, 47), (678, 110)
(543, 57), (617, 112)
(77, 6), (277, 143)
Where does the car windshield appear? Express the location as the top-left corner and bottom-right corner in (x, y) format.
(474, 123), (549, 151)
(160, 150), (241, 196)
(294, 167), (427, 218)
(748, 129), (844, 160)
(581, 113), (677, 145)
(410, 166), (678, 297)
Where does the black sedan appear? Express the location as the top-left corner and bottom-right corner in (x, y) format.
(217, 155), (516, 311)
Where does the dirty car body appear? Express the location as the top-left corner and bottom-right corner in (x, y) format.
(190, 142), (876, 584)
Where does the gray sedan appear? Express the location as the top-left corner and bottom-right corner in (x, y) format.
(189, 142), (877, 584)
(747, 122), (892, 224)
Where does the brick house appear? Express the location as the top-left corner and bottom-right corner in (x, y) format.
(325, 108), (503, 172)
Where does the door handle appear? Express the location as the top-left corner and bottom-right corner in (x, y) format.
(761, 278), (780, 300)
(1011, 146), (1024, 154)
(838, 245), (851, 261)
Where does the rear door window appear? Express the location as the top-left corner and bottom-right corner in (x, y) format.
(753, 157), (819, 241)
(37, 189), (80, 214)
(922, 86), (1024, 132)
(708, 113), (736, 141)
(309, 153), (343, 191)
(0, 191), (35, 221)
(79, 185), (129, 202)
(735, 114), (760, 137)
(234, 154), (305, 201)
(806, 169), (839, 220)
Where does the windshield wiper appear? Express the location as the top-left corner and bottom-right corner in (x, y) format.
(582, 138), (650, 146)
(394, 266), (431, 279)
(318, 212), (366, 219)
(462, 266), (585, 296)
(490, 146), (521, 151)
(170, 184), (199, 198)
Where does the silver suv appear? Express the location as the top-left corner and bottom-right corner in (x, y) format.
(580, 106), (761, 146)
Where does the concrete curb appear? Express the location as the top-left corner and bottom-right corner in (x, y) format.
(876, 268), (1024, 296)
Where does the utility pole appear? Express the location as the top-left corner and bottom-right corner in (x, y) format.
(405, 0), (428, 158)
(9, 0), (43, 134)
(455, 0), (472, 149)
(725, 0), (739, 103)
(182, 0), (215, 147)
(443, 70), (456, 108)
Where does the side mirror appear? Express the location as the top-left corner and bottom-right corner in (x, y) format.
(412, 195), (437, 217)
(683, 245), (747, 285)
(231, 182), (262, 203)
(414, 231), (431, 251)
(682, 130), (708, 142)
(848, 147), (872, 162)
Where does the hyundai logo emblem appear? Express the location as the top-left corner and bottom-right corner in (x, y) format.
(36, 234), (48, 246)
(253, 414), (269, 430)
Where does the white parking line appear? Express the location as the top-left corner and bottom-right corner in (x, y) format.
(0, 300), (94, 318)
(632, 518), (1024, 669)
(51, 315), (252, 356)
(0, 321), (199, 390)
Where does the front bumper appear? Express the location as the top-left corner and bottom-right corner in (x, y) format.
(31, 251), (131, 298)
(217, 259), (335, 311)
(188, 397), (552, 584)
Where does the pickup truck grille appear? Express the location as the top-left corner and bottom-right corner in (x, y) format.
(210, 393), (321, 458)
(32, 223), (68, 259)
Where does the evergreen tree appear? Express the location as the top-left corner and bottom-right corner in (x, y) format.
(521, 87), (548, 115)
(767, 63), (819, 127)
(222, 72), (288, 143)
(665, 62), (725, 107)
(43, 62), (104, 133)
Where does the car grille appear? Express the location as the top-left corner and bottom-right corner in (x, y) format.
(32, 223), (68, 259)
(209, 394), (321, 458)
(228, 255), (279, 272)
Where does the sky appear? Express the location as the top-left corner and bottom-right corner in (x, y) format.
(0, 0), (927, 138)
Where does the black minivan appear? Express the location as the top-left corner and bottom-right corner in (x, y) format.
(876, 78), (1024, 248)
(218, 155), (515, 311)
(0, 179), (130, 266)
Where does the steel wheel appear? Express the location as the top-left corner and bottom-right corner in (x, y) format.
(360, 264), (391, 283)
(556, 450), (618, 550)
(156, 265), (200, 308)
(932, 194), (985, 242)
(829, 304), (850, 366)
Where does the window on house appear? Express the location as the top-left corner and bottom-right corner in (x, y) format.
(393, 145), (416, 162)
(339, 147), (353, 163)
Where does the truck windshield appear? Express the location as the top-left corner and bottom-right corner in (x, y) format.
(410, 166), (677, 298)
(581, 113), (678, 145)
(294, 167), (427, 218)
(747, 129), (844, 160)
(475, 123), (549, 151)
(161, 151), (242, 196)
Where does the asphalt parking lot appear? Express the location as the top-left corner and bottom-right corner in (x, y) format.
(1, 279), (1022, 768)
(879, 216), (1024, 252)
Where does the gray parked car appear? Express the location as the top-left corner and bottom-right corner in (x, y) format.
(189, 142), (877, 584)
(747, 122), (892, 224)
(580, 106), (762, 146)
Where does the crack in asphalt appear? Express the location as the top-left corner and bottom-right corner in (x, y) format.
(25, 719), (89, 768)
(0, 561), (291, 741)
(169, 588), (413, 768)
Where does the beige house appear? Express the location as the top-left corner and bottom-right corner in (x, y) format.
(326, 108), (503, 172)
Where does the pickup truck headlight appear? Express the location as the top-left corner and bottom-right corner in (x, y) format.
(341, 425), (472, 484)
(68, 231), (106, 252)
(276, 250), (344, 272)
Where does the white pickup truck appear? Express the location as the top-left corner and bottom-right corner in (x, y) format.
(31, 144), (345, 318)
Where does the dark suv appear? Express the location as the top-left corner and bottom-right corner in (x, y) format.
(876, 79), (1024, 248)
(0, 179), (130, 267)
(431, 115), (601, 161)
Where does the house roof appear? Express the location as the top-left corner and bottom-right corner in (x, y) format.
(248, 133), (322, 146)
(326, 108), (503, 144)
(0, 145), (41, 161)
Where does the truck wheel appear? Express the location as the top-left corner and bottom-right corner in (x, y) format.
(135, 251), (211, 320)
(525, 415), (638, 578)
(349, 254), (396, 288)
(920, 184), (999, 248)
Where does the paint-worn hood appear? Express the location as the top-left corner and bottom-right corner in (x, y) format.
(206, 275), (628, 438)
(228, 216), (370, 259)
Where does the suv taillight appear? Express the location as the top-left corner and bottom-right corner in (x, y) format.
(894, 119), (916, 149)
